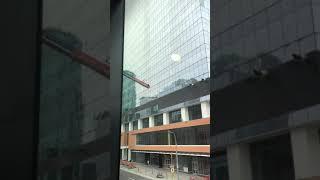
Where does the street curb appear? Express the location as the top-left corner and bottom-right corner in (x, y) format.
(120, 167), (156, 180)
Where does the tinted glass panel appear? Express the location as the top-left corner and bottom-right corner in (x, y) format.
(137, 131), (168, 145)
(137, 125), (209, 145)
(38, 0), (123, 179)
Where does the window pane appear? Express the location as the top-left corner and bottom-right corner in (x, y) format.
(154, 114), (163, 126)
(188, 104), (202, 120)
(137, 125), (209, 145)
(142, 118), (149, 128)
(169, 110), (182, 124)
(133, 121), (138, 130)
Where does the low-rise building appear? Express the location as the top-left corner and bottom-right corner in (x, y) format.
(121, 80), (210, 176)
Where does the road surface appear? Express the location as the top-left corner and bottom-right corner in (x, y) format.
(119, 169), (153, 180)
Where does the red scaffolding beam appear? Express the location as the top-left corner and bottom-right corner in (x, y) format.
(41, 35), (150, 88)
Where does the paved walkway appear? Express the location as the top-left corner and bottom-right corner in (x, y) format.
(120, 168), (155, 180)
(120, 163), (207, 180)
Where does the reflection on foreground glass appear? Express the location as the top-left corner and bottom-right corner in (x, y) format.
(37, 0), (123, 179)
(211, 0), (320, 180)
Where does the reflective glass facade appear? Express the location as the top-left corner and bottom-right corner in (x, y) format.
(124, 0), (210, 106)
(120, 0), (211, 179)
(212, 0), (320, 90)
(122, 70), (136, 113)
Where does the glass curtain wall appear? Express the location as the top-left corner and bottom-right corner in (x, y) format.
(123, 0), (210, 107)
(120, 0), (210, 179)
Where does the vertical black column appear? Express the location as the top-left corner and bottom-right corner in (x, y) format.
(110, 0), (125, 179)
(0, 0), (41, 179)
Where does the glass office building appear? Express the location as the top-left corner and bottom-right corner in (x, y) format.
(120, 0), (211, 178)
(124, 0), (210, 106)
(122, 70), (137, 113)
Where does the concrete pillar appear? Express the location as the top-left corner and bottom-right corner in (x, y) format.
(227, 143), (253, 180)
(149, 116), (155, 127)
(201, 101), (210, 118)
(129, 121), (133, 131)
(138, 119), (143, 129)
(121, 149), (125, 160)
(121, 123), (124, 133)
(128, 149), (132, 161)
(168, 131), (172, 145)
(181, 107), (189, 122)
(163, 112), (169, 125)
(291, 127), (320, 180)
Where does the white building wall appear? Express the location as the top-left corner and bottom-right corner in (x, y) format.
(163, 112), (170, 125)
(149, 116), (155, 127)
(181, 107), (189, 122)
(201, 101), (210, 118)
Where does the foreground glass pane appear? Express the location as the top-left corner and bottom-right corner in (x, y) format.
(37, 0), (122, 179)
(211, 1), (320, 180)
(211, 0), (319, 90)
(120, 0), (210, 179)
